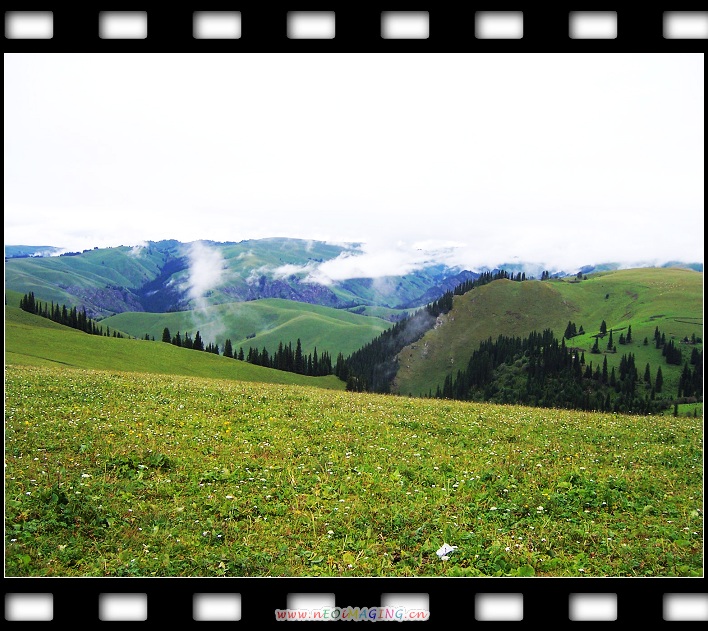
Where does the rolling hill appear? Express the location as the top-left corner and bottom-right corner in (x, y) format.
(100, 298), (394, 358)
(394, 267), (703, 399)
(4, 306), (345, 390)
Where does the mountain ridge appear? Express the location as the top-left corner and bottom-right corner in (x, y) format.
(6, 238), (702, 321)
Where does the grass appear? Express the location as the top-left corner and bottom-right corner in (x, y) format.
(396, 267), (703, 398)
(4, 306), (344, 390)
(5, 364), (703, 577)
(100, 298), (393, 359)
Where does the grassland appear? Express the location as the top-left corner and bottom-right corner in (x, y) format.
(395, 268), (703, 399)
(4, 306), (344, 390)
(5, 364), (702, 577)
(101, 298), (393, 358)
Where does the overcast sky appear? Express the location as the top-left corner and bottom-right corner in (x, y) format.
(4, 53), (704, 273)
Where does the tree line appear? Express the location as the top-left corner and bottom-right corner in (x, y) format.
(19, 292), (125, 338)
(161, 327), (333, 377)
(432, 327), (702, 414)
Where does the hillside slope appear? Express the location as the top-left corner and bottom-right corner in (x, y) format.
(4, 306), (345, 390)
(100, 298), (393, 358)
(4, 238), (475, 316)
(394, 267), (703, 398)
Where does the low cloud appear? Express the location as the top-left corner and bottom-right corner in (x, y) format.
(180, 241), (228, 345)
(235, 238), (703, 295)
(181, 241), (226, 304)
(245, 241), (468, 287)
(271, 262), (318, 280)
(128, 241), (149, 257)
(304, 244), (439, 285)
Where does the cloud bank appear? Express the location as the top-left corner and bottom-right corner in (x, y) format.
(180, 241), (228, 344)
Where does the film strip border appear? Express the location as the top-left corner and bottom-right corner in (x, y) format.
(3, 10), (706, 626)
(4, 579), (708, 624)
(3, 9), (708, 46)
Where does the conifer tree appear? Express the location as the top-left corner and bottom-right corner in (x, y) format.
(591, 337), (600, 354)
(162, 327), (171, 343)
(295, 338), (304, 374)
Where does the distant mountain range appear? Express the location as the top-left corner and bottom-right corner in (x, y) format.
(4, 238), (703, 320)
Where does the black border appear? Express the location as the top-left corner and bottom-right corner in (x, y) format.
(4, 7), (706, 626)
(2, 8), (708, 49)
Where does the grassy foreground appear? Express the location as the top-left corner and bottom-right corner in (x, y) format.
(5, 365), (703, 577)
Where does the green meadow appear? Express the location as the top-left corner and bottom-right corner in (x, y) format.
(396, 268), (703, 399)
(5, 364), (703, 577)
(4, 268), (704, 578)
(101, 298), (393, 359)
(4, 306), (344, 390)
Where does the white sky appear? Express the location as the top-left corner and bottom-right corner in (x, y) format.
(4, 53), (704, 273)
